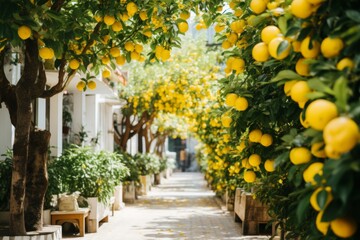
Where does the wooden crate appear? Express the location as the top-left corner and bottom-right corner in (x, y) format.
(234, 189), (273, 235)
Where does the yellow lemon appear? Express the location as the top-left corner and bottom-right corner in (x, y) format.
(284, 80), (298, 96)
(250, 0), (267, 14)
(18, 25), (32, 40)
(244, 171), (256, 183)
(222, 40), (232, 49)
(295, 58), (310, 76)
(291, 0), (313, 19)
(237, 141), (246, 152)
(124, 42), (135, 52)
(330, 217), (358, 238)
(102, 69), (110, 78)
(323, 117), (359, 153)
(249, 129), (263, 142)
(300, 37), (320, 59)
(110, 47), (121, 57)
(310, 187), (332, 211)
(39, 47), (54, 59)
(103, 15), (115, 26)
(264, 159), (275, 172)
(320, 37), (344, 58)
(234, 97), (248, 111)
(214, 24), (225, 33)
(221, 115), (232, 128)
(116, 55), (126, 65)
(289, 147), (311, 165)
(101, 56), (110, 65)
(303, 162), (323, 184)
(76, 81), (86, 91)
(139, 11), (148, 20)
(87, 80), (96, 90)
(94, 14), (102, 22)
(260, 134), (273, 147)
(305, 99), (338, 131)
(112, 21), (123, 32)
(126, 2), (138, 16)
(249, 154), (261, 167)
(311, 142), (327, 158)
(316, 211), (330, 235)
(178, 21), (189, 33)
(292, 41), (301, 52)
(69, 59), (80, 70)
(134, 44), (143, 53)
(242, 158), (251, 169)
(300, 112), (310, 128)
(160, 49), (171, 61)
(324, 144), (341, 160)
(227, 32), (238, 44)
(180, 11), (190, 20)
(290, 81), (311, 103)
(230, 20), (245, 34)
(261, 25), (281, 44)
(268, 37), (291, 60)
(130, 51), (140, 61)
(337, 58), (354, 71)
(225, 93), (238, 107)
(252, 42), (270, 62)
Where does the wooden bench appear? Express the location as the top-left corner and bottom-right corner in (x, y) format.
(51, 208), (90, 237)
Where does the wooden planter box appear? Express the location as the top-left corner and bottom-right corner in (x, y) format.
(154, 173), (161, 185)
(123, 181), (136, 203)
(234, 188), (273, 235)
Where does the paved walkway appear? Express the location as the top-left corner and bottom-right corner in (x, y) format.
(66, 172), (271, 240)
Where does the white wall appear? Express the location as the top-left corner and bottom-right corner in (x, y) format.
(49, 93), (63, 157)
(0, 107), (13, 155)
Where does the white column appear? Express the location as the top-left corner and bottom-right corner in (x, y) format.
(86, 95), (98, 147)
(0, 107), (14, 155)
(36, 98), (46, 129)
(72, 92), (86, 136)
(99, 102), (114, 152)
(49, 93), (63, 157)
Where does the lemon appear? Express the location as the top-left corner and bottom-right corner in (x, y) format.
(268, 37), (290, 60)
(300, 37), (320, 59)
(214, 24), (225, 33)
(267, 2), (278, 9)
(242, 158), (251, 169)
(87, 80), (96, 90)
(324, 144), (341, 159)
(290, 81), (311, 103)
(316, 211), (330, 235)
(116, 55), (126, 65)
(330, 217), (358, 238)
(124, 42), (135, 52)
(221, 115), (232, 128)
(237, 141), (246, 152)
(283, 80), (298, 96)
(320, 37), (344, 58)
(310, 187), (332, 211)
(300, 112), (310, 128)
(119, 13), (129, 22)
(178, 22), (189, 33)
(139, 11), (148, 21)
(76, 81), (86, 91)
(222, 40), (232, 49)
(311, 142), (327, 158)
(323, 117), (359, 153)
(305, 99), (338, 131)
(298, 101), (306, 109)
(110, 47), (121, 57)
(102, 69), (111, 78)
(101, 56), (110, 65)
(264, 159), (275, 172)
(252, 42), (270, 62)
(94, 15), (102, 22)
(180, 11), (190, 20)
(69, 59), (80, 70)
(244, 171), (256, 183)
(295, 58), (310, 76)
(18, 25), (32, 40)
(134, 44), (143, 53)
(291, 0), (313, 19)
(230, 20), (245, 34)
(289, 147), (311, 165)
(249, 129), (262, 142)
(225, 93), (238, 107)
(292, 41), (301, 52)
(130, 51), (140, 61)
(261, 25), (281, 44)
(232, 58), (245, 73)
(39, 47), (54, 59)
(260, 134), (273, 147)
(336, 58), (355, 71)
(250, 0), (267, 14)
(249, 154), (261, 167)
(160, 49), (171, 61)
(103, 15), (115, 26)
(112, 21), (123, 32)
(234, 97), (249, 111)
(303, 162), (323, 184)
(227, 32), (238, 44)
(234, 9), (243, 17)
(126, 2), (138, 16)
(306, 0), (325, 3)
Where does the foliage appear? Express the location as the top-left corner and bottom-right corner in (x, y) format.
(116, 150), (139, 182)
(134, 152), (162, 175)
(48, 144), (129, 204)
(0, 150), (13, 211)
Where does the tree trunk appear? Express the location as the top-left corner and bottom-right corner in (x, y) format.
(9, 90), (32, 235)
(24, 129), (51, 231)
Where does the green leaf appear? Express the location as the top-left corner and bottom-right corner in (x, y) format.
(346, 10), (360, 23)
(322, 200), (344, 222)
(333, 76), (348, 112)
(278, 16), (287, 34)
(317, 189), (327, 210)
(271, 70), (303, 82)
(296, 192), (311, 222)
(307, 78), (335, 95)
(277, 40), (290, 56)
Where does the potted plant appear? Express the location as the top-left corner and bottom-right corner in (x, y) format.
(48, 145), (129, 232)
(134, 153), (161, 195)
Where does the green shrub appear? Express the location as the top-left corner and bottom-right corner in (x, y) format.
(0, 150), (12, 211)
(134, 153), (161, 175)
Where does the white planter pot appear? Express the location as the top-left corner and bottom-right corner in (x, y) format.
(114, 184), (125, 210)
(42, 209), (51, 225)
(87, 197), (111, 233)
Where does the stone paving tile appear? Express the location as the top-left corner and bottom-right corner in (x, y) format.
(64, 172), (272, 240)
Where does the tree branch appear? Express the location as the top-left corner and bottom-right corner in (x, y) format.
(51, 0), (65, 12)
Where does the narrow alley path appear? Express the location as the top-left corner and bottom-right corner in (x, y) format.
(69, 172), (270, 240)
